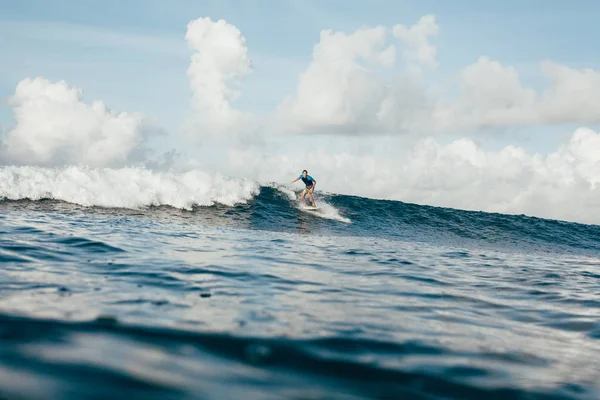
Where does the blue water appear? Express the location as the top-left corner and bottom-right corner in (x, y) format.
(1, 187), (599, 399)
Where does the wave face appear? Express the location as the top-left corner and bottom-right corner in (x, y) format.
(1, 166), (600, 399)
(1, 166), (598, 254)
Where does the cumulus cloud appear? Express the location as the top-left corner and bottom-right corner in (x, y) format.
(274, 25), (407, 135)
(393, 14), (439, 68)
(272, 15), (443, 136)
(225, 127), (600, 225)
(179, 14), (600, 139)
(0, 77), (154, 167)
(184, 17), (254, 141)
(538, 61), (600, 124)
(432, 57), (600, 132)
(274, 15), (600, 137)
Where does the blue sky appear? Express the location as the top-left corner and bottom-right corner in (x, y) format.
(2, 0), (600, 153)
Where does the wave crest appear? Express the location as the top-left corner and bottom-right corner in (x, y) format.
(0, 166), (260, 209)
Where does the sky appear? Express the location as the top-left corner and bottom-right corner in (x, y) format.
(1, 0), (600, 224)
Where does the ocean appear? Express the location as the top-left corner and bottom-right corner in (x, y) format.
(0, 166), (599, 399)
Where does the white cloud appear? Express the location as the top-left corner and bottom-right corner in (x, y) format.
(225, 127), (600, 225)
(271, 16), (442, 136)
(274, 15), (600, 137)
(433, 57), (600, 132)
(375, 75), (434, 133)
(274, 26), (400, 134)
(184, 17), (254, 141)
(538, 60), (600, 124)
(0, 77), (152, 167)
(377, 44), (397, 68)
(393, 14), (439, 68)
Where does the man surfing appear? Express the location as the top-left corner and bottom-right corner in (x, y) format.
(291, 170), (317, 208)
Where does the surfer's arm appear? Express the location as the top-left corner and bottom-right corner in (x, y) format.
(290, 177), (300, 183)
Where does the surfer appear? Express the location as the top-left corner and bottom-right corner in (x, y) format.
(291, 170), (317, 207)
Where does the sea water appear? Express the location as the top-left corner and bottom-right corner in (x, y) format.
(1, 166), (599, 399)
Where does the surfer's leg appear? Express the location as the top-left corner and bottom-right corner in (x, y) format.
(308, 190), (316, 207)
(301, 188), (308, 204)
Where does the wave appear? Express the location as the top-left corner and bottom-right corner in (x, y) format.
(0, 166), (351, 223)
(0, 313), (592, 400)
(269, 183), (351, 223)
(1, 166), (599, 254)
(0, 165), (260, 209)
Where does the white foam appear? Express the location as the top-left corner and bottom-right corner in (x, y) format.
(0, 166), (260, 210)
(299, 200), (352, 223)
(270, 183), (351, 223)
(268, 183), (297, 201)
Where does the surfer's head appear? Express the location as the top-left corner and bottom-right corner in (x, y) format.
(302, 170), (307, 176)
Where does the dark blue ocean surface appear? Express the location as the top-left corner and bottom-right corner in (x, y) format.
(1, 187), (599, 399)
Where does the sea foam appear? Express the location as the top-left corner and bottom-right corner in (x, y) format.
(0, 166), (260, 210)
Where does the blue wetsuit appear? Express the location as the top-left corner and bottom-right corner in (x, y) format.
(300, 174), (315, 188)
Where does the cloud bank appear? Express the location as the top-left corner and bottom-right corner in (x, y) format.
(226, 127), (600, 225)
(433, 57), (600, 132)
(1, 77), (152, 167)
(2, 14), (600, 225)
(275, 14), (600, 136)
(274, 16), (438, 135)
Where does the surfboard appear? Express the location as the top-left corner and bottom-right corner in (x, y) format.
(300, 202), (318, 211)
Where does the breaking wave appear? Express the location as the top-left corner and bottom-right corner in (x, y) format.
(1, 165), (600, 254)
(0, 166), (260, 209)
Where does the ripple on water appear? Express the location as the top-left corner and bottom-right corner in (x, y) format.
(1, 202), (600, 399)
